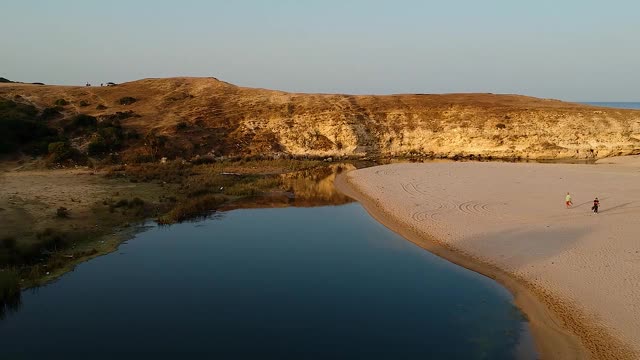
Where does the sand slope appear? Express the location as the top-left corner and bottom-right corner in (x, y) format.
(344, 157), (640, 359)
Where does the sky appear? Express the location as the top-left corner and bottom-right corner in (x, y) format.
(1, 0), (639, 101)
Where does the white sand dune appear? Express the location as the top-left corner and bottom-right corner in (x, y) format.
(340, 156), (640, 359)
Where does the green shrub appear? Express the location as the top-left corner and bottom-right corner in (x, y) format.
(88, 135), (108, 156)
(36, 228), (70, 251)
(40, 106), (63, 120)
(119, 96), (137, 105)
(79, 100), (90, 107)
(54, 99), (69, 106)
(158, 195), (226, 224)
(191, 155), (216, 165)
(87, 125), (124, 156)
(114, 199), (129, 208)
(98, 110), (138, 122)
(0, 99), (55, 153)
(1, 237), (16, 249)
(47, 142), (74, 162)
(143, 131), (167, 160)
(98, 126), (124, 144)
(187, 188), (213, 198)
(22, 133), (64, 156)
(56, 207), (70, 218)
(126, 130), (140, 140)
(67, 114), (97, 130)
(129, 197), (145, 207)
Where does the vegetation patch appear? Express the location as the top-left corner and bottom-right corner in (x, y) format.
(0, 99), (59, 154)
(88, 121), (125, 156)
(175, 121), (188, 131)
(0, 270), (21, 319)
(118, 96), (137, 105)
(47, 141), (78, 163)
(56, 207), (70, 218)
(54, 98), (69, 106)
(97, 110), (140, 123)
(223, 175), (281, 196)
(40, 106), (63, 120)
(158, 194), (226, 224)
(65, 114), (97, 132)
(108, 162), (194, 183)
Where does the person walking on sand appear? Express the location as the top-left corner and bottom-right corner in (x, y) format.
(592, 197), (600, 213)
(565, 192), (573, 208)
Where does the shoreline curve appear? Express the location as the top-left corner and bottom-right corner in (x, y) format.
(335, 170), (636, 360)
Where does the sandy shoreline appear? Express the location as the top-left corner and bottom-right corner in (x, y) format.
(336, 157), (640, 359)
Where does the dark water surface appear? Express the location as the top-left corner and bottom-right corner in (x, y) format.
(0, 166), (536, 359)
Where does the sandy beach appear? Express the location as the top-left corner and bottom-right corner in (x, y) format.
(337, 157), (640, 359)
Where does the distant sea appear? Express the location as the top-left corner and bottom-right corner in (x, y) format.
(581, 102), (640, 110)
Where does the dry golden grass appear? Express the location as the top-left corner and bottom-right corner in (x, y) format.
(2, 77), (638, 160)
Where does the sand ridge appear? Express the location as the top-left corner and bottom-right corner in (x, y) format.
(340, 156), (640, 359)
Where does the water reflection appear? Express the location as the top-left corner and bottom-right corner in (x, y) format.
(280, 163), (355, 206)
(221, 163), (355, 211)
(0, 203), (534, 359)
(0, 273), (21, 319)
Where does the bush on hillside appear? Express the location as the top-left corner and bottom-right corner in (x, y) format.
(54, 99), (69, 106)
(1, 237), (16, 249)
(36, 228), (69, 251)
(63, 114), (97, 133)
(0, 99), (57, 153)
(47, 142), (74, 162)
(144, 131), (167, 160)
(87, 135), (108, 156)
(97, 111), (139, 124)
(22, 135), (64, 156)
(118, 96), (137, 105)
(40, 106), (63, 120)
(176, 121), (188, 131)
(87, 119), (126, 156)
(56, 207), (70, 218)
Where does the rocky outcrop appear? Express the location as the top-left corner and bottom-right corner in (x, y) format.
(1, 77), (639, 160)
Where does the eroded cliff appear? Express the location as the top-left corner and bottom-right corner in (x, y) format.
(1, 77), (639, 160)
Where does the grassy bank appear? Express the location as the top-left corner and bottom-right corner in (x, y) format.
(0, 158), (324, 307)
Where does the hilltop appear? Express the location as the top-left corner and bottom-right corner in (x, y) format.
(1, 77), (639, 162)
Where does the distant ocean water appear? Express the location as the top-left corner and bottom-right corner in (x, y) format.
(581, 102), (640, 110)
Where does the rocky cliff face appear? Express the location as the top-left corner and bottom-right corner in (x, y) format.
(2, 77), (639, 160)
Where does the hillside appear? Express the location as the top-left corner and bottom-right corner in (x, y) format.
(1, 77), (639, 161)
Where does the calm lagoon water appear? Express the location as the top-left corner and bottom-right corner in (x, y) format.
(0, 203), (535, 359)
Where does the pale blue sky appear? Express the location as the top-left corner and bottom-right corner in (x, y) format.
(1, 0), (638, 101)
